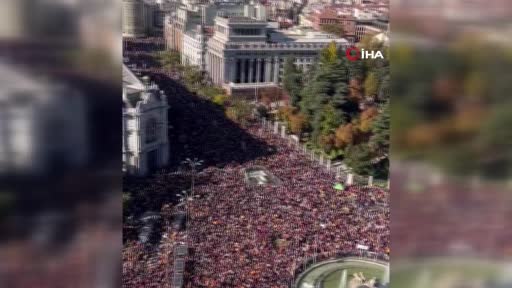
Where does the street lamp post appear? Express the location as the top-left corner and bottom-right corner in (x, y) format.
(181, 157), (203, 197)
(177, 190), (200, 236)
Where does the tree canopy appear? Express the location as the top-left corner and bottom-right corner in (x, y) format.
(282, 40), (390, 178)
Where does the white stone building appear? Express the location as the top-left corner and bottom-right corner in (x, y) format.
(182, 26), (207, 70)
(206, 16), (349, 94)
(123, 65), (169, 176)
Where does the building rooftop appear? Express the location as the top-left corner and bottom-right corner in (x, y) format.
(218, 16), (267, 24)
(269, 28), (349, 44)
(122, 64), (145, 95)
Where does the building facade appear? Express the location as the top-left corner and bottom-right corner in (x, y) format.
(165, 9), (185, 51)
(165, 2), (247, 52)
(309, 8), (357, 42)
(355, 21), (384, 41)
(123, 65), (169, 176)
(123, 0), (170, 38)
(182, 26), (207, 70)
(122, 0), (146, 37)
(206, 16), (349, 94)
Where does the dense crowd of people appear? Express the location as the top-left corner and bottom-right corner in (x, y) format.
(181, 127), (389, 287)
(122, 38), (389, 287)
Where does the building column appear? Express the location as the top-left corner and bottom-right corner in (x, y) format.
(261, 59), (266, 82)
(214, 55), (220, 84)
(216, 55), (220, 84)
(241, 58), (246, 83)
(211, 54), (215, 84)
(256, 58), (262, 83)
(273, 57), (280, 83)
(220, 57), (225, 84)
(248, 59), (254, 83)
(207, 53), (212, 82)
(229, 58), (236, 83)
(213, 54), (216, 83)
(265, 58), (272, 82)
(219, 56), (222, 84)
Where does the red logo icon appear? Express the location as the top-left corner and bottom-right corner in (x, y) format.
(345, 46), (361, 62)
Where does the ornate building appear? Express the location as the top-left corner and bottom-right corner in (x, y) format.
(206, 16), (349, 95)
(123, 65), (169, 176)
(182, 25), (208, 70)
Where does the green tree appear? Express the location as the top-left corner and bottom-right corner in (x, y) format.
(183, 65), (203, 91)
(282, 57), (303, 106)
(345, 144), (388, 177)
(320, 104), (344, 135)
(348, 59), (365, 81)
(155, 51), (181, 69)
(364, 72), (379, 97)
(226, 100), (253, 126)
(299, 43), (352, 146)
(378, 75), (390, 101)
(320, 41), (339, 64)
(344, 144), (375, 175)
(370, 101), (390, 155)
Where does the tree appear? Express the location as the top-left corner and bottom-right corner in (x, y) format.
(335, 123), (356, 148)
(260, 89), (280, 107)
(198, 85), (225, 99)
(212, 94), (229, 106)
(378, 75), (390, 101)
(349, 77), (363, 101)
(364, 72), (379, 97)
(278, 106), (296, 122)
(320, 41), (339, 64)
(320, 104), (344, 136)
(359, 34), (383, 51)
(370, 101), (390, 154)
(319, 133), (336, 152)
(348, 58), (365, 80)
(282, 57), (303, 106)
(155, 51), (181, 70)
(289, 112), (308, 135)
(183, 65), (203, 91)
(226, 100), (253, 126)
(344, 144), (376, 176)
(359, 107), (379, 133)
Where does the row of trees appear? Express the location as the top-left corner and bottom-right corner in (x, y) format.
(282, 39), (390, 177)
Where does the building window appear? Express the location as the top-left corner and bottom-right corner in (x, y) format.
(145, 118), (158, 143)
(233, 28), (261, 35)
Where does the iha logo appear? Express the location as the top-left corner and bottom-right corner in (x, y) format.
(345, 46), (384, 61)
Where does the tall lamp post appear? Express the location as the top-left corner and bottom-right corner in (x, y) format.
(177, 190), (200, 236)
(181, 157), (203, 197)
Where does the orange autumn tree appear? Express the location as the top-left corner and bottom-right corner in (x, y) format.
(288, 112), (308, 135)
(358, 107), (379, 133)
(335, 123), (356, 148)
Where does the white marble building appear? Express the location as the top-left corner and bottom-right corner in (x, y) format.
(123, 65), (169, 176)
(182, 26), (207, 70)
(206, 16), (349, 94)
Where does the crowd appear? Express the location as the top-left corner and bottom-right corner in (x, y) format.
(122, 38), (390, 288)
(181, 127), (390, 287)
